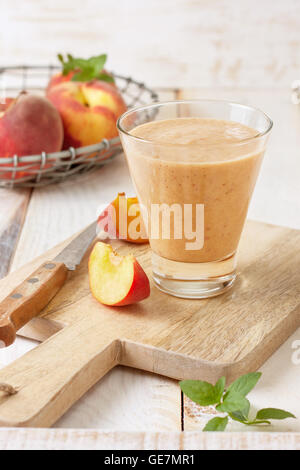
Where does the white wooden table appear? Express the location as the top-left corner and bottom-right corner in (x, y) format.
(0, 88), (299, 450)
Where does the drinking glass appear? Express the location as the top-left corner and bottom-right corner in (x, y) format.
(117, 100), (272, 299)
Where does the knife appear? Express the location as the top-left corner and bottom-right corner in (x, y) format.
(0, 221), (97, 348)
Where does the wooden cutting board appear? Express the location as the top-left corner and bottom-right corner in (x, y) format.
(0, 219), (299, 428)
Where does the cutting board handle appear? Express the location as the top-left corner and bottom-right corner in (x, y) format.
(0, 321), (120, 427)
(0, 262), (68, 347)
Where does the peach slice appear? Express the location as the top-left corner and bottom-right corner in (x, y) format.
(89, 242), (150, 306)
(98, 192), (149, 244)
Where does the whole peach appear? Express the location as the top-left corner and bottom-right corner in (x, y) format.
(0, 93), (64, 179)
(47, 80), (127, 149)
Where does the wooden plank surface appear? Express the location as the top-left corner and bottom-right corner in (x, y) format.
(56, 366), (181, 431)
(0, 428), (299, 450)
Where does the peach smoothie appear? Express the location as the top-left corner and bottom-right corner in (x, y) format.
(118, 100), (272, 299)
(125, 118), (263, 263)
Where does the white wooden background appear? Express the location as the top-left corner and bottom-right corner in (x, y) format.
(1, 0), (300, 88)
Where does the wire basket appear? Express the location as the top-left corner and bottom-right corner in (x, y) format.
(0, 65), (159, 188)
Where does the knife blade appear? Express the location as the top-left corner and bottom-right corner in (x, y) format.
(0, 221), (97, 348)
(54, 221), (98, 270)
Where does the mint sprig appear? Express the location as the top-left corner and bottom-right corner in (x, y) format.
(57, 53), (114, 83)
(180, 372), (296, 432)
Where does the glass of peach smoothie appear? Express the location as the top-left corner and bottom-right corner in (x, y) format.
(117, 100), (272, 299)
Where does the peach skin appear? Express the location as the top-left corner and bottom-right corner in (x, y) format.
(89, 242), (150, 306)
(46, 80), (127, 149)
(0, 93), (63, 179)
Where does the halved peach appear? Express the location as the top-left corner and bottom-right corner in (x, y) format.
(89, 242), (150, 306)
(97, 192), (148, 244)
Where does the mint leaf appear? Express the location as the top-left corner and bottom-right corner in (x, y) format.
(72, 68), (95, 82)
(180, 379), (224, 406)
(203, 416), (228, 432)
(89, 54), (107, 74)
(57, 54), (81, 75)
(214, 376), (226, 400)
(229, 409), (249, 423)
(58, 53), (112, 83)
(246, 419), (271, 426)
(226, 372), (261, 398)
(237, 396), (250, 419)
(256, 408), (296, 420)
(216, 393), (250, 414)
(96, 72), (115, 84)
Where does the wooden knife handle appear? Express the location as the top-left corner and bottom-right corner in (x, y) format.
(0, 261), (68, 347)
